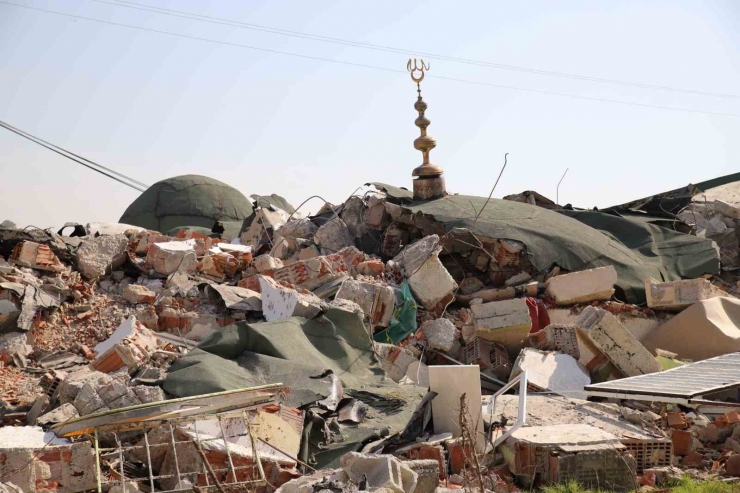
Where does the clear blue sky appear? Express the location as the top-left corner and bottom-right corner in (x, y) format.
(1, 0), (739, 228)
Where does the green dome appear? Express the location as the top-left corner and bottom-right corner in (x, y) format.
(119, 175), (252, 233)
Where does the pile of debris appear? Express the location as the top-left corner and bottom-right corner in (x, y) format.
(3, 173), (740, 493)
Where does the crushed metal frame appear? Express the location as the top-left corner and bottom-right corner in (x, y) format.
(489, 370), (528, 447)
(91, 410), (269, 493)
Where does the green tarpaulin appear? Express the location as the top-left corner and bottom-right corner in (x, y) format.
(164, 308), (424, 468)
(397, 194), (719, 304)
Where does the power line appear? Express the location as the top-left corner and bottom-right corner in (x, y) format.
(3, 1), (740, 119)
(0, 119), (149, 189)
(101, 0), (740, 101)
(0, 120), (148, 192)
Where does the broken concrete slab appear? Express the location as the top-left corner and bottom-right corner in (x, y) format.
(511, 348), (591, 398)
(37, 403), (79, 426)
(645, 277), (728, 311)
(501, 424), (635, 491)
(335, 279), (395, 327)
(208, 284), (262, 312)
(470, 298), (531, 354)
(258, 276), (323, 322)
(545, 266), (617, 305)
(76, 234), (128, 279)
(576, 306), (662, 377)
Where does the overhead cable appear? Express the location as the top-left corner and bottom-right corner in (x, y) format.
(101, 0), (740, 101)
(2, 1), (740, 119)
(0, 120), (148, 192)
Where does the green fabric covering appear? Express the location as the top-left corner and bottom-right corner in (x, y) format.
(164, 308), (424, 469)
(401, 195), (718, 304)
(119, 175), (252, 234)
(163, 308), (423, 404)
(373, 281), (418, 344)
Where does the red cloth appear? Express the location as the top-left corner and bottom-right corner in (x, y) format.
(526, 297), (551, 333)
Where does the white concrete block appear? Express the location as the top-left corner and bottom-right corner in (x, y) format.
(645, 278), (728, 311)
(471, 298), (531, 352)
(545, 266), (617, 305)
(258, 276), (323, 322)
(336, 279), (395, 327)
(576, 306), (662, 376)
(407, 253), (457, 313)
(428, 365), (483, 452)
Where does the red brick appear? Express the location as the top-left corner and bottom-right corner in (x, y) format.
(667, 412), (687, 429)
(412, 444), (446, 480)
(672, 429), (692, 456)
(446, 441), (473, 475)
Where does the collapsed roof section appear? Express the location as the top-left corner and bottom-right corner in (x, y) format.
(370, 185), (719, 304)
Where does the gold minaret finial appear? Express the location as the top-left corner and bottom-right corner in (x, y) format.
(407, 58), (446, 200)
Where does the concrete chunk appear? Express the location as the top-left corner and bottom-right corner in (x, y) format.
(145, 240), (198, 275)
(420, 318), (457, 352)
(253, 254), (283, 273)
(407, 252), (457, 313)
(315, 217), (355, 255)
(576, 306), (662, 376)
(341, 452), (418, 493)
(545, 266), (617, 305)
(375, 343), (418, 382)
(645, 278), (728, 311)
(471, 298), (531, 353)
(76, 234), (128, 279)
(258, 276), (323, 322)
(510, 348), (591, 398)
(392, 235), (440, 277)
(122, 284), (156, 304)
(336, 279), (395, 327)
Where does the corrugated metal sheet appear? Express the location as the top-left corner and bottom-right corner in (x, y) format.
(585, 352), (740, 398)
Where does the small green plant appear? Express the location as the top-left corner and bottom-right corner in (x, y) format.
(540, 476), (740, 493)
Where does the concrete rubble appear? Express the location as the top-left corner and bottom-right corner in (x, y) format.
(3, 173), (740, 492)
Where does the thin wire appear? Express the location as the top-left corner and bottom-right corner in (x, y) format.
(3, 1), (740, 119)
(102, 0), (740, 101)
(0, 120), (147, 192)
(0, 119), (149, 188)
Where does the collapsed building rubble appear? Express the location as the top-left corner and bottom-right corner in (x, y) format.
(5, 69), (740, 492)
